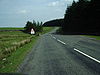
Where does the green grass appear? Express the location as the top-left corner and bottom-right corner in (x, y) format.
(0, 31), (28, 35)
(0, 31), (32, 72)
(0, 27), (24, 30)
(0, 31), (31, 53)
(41, 27), (55, 34)
(0, 36), (38, 72)
(0, 27), (55, 73)
(84, 35), (100, 40)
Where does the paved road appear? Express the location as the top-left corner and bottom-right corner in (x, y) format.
(17, 32), (100, 75)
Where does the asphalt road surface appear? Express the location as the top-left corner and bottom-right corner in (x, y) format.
(17, 31), (100, 75)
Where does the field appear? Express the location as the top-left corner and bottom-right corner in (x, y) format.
(42, 27), (55, 34)
(0, 27), (24, 30)
(0, 31), (31, 55)
(0, 31), (32, 70)
(0, 27), (55, 72)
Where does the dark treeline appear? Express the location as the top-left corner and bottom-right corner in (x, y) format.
(43, 19), (64, 27)
(62, 0), (100, 35)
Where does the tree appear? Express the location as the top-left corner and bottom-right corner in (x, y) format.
(36, 21), (43, 32)
(24, 21), (34, 33)
(24, 20), (43, 34)
(62, 0), (99, 33)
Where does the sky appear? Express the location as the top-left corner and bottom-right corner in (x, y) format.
(0, 0), (78, 27)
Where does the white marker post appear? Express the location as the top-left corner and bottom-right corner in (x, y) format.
(31, 28), (35, 35)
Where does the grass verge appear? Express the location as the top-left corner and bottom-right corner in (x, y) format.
(0, 27), (55, 73)
(84, 35), (100, 40)
(0, 36), (38, 72)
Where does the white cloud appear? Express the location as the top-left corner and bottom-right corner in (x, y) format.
(64, 0), (78, 2)
(18, 10), (29, 14)
(48, 0), (78, 7)
(48, 1), (59, 6)
(48, 0), (71, 7)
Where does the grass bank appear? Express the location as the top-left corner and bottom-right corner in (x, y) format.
(0, 27), (55, 72)
(84, 35), (100, 40)
(42, 27), (55, 34)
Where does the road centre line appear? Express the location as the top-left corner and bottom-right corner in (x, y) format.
(50, 34), (65, 44)
(50, 34), (100, 64)
(50, 34), (56, 39)
(53, 36), (56, 39)
(57, 39), (66, 45)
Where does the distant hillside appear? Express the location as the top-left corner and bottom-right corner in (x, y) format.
(43, 19), (64, 27)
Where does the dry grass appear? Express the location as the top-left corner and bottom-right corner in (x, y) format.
(0, 31), (32, 63)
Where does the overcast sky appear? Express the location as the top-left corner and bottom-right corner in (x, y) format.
(0, 0), (78, 27)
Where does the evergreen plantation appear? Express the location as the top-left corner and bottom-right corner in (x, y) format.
(62, 0), (100, 34)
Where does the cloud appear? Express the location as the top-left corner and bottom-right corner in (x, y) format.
(48, 0), (78, 7)
(48, 1), (59, 6)
(18, 10), (29, 14)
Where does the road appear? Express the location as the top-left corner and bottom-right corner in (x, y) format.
(17, 31), (100, 75)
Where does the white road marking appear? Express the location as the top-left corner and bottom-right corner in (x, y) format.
(57, 39), (66, 45)
(50, 34), (66, 44)
(49, 34), (56, 39)
(53, 37), (56, 39)
(50, 34), (53, 37)
(74, 48), (100, 64)
(50, 34), (100, 64)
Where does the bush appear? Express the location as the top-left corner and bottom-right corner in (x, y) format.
(24, 20), (43, 34)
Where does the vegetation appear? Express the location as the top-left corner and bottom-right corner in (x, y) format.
(85, 35), (100, 40)
(0, 36), (38, 72)
(62, 0), (100, 34)
(0, 28), (24, 30)
(42, 27), (55, 34)
(0, 31), (32, 70)
(0, 27), (54, 72)
(24, 20), (43, 33)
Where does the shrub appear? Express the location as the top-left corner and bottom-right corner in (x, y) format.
(24, 20), (43, 34)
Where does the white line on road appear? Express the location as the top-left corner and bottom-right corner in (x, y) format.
(57, 39), (66, 45)
(50, 34), (66, 44)
(50, 34), (53, 37)
(74, 48), (100, 64)
(50, 34), (100, 64)
(49, 34), (56, 39)
(53, 37), (56, 39)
